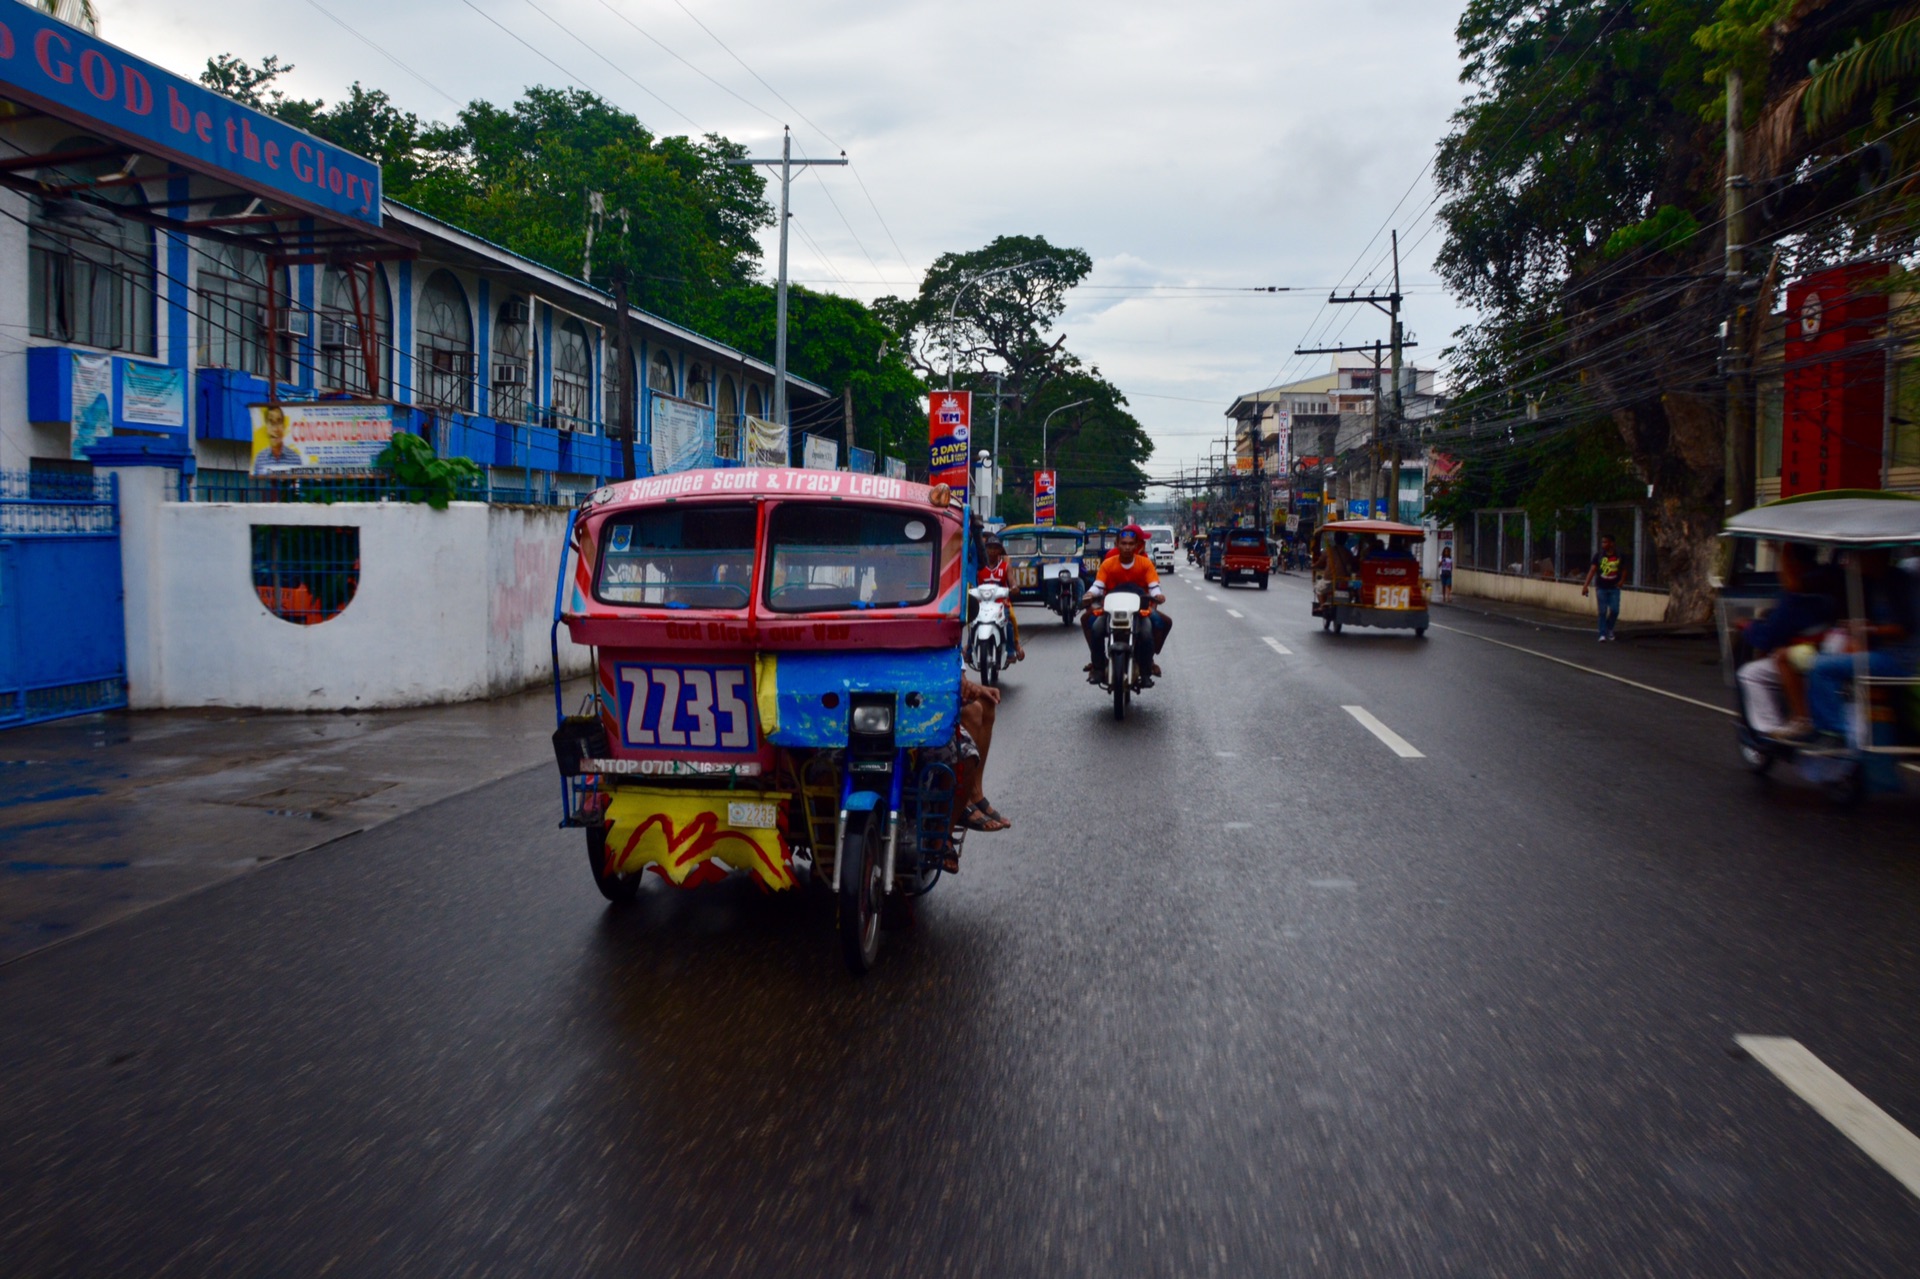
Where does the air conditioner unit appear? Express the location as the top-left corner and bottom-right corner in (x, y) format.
(318, 318), (354, 350)
(271, 310), (311, 339)
(499, 298), (530, 325)
(493, 363), (528, 386)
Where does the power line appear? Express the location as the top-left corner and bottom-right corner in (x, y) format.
(300, 0), (463, 110)
(517, 0), (698, 129)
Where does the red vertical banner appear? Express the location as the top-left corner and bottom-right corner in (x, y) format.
(1782, 261), (1889, 496)
(1034, 469), (1057, 525)
(928, 390), (972, 508)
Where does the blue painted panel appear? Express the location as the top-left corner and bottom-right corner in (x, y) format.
(765, 649), (961, 749)
(27, 347), (71, 424)
(527, 423), (562, 473)
(843, 791), (880, 812)
(0, 530), (127, 727)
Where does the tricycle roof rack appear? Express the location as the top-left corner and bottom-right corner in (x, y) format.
(1721, 491), (1920, 548)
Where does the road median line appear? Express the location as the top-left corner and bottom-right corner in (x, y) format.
(1342, 705), (1424, 758)
(1430, 622), (1735, 717)
(1737, 1035), (1920, 1200)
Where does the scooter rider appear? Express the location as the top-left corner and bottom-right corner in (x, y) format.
(1082, 524), (1171, 684)
(977, 534), (1025, 662)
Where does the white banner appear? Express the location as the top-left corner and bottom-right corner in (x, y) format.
(744, 415), (789, 468)
(71, 352), (113, 459)
(883, 456), (907, 479)
(802, 433), (838, 469)
(650, 394), (716, 474)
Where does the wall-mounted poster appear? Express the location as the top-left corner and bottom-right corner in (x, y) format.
(70, 353), (113, 460)
(745, 416), (789, 468)
(121, 361), (186, 428)
(883, 456), (907, 480)
(651, 394), (717, 474)
(249, 401), (394, 475)
(802, 433), (838, 470)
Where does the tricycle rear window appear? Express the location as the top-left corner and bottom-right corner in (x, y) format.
(1001, 534), (1040, 556)
(596, 504), (757, 609)
(765, 504), (937, 612)
(1039, 533), (1082, 555)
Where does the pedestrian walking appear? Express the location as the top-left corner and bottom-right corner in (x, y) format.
(1581, 534), (1625, 641)
(1437, 546), (1454, 604)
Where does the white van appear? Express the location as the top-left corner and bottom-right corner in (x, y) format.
(1141, 524), (1177, 571)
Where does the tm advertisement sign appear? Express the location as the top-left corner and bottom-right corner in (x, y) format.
(1033, 468), (1057, 525)
(928, 390), (972, 508)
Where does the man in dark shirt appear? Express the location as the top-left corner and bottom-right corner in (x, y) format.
(1581, 535), (1626, 641)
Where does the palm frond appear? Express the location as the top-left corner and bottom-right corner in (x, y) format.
(1805, 12), (1920, 134)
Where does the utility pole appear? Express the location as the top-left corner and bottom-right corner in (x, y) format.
(991, 371), (1002, 517)
(1298, 337), (1417, 518)
(1323, 252), (1406, 519)
(613, 270), (637, 480)
(1723, 69), (1753, 519)
(842, 384), (855, 459)
(727, 128), (847, 428)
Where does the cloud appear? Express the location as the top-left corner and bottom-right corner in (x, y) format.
(109, 0), (1475, 472)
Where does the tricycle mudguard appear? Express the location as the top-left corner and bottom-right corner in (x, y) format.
(757, 649), (961, 749)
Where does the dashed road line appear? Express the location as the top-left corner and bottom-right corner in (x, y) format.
(1262, 636), (1292, 655)
(1227, 609), (1244, 619)
(1737, 1036), (1920, 1200)
(1430, 622), (1735, 717)
(1341, 706), (1425, 758)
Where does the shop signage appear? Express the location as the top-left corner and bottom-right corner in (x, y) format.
(802, 433), (837, 469)
(928, 390), (971, 507)
(249, 401), (392, 475)
(0, 5), (382, 226)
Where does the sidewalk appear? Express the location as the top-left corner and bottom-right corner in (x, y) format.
(1441, 590), (1713, 639)
(0, 682), (582, 965)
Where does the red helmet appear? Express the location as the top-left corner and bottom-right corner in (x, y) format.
(1119, 523), (1147, 543)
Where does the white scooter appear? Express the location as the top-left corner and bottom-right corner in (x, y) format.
(1098, 591), (1149, 721)
(968, 583), (1012, 686)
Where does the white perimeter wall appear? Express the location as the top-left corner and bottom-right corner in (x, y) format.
(113, 475), (589, 710)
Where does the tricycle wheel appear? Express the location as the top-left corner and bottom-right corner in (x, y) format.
(586, 826), (640, 905)
(1257, 574), (1269, 590)
(1414, 625), (1427, 638)
(838, 811), (885, 975)
(1331, 618), (1343, 635)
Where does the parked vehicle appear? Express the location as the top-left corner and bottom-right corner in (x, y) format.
(1720, 492), (1920, 804)
(1204, 527), (1228, 580)
(1312, 519), (1429, 636)
(967, 583), (1012, 685)
(1187, 534), (1207, 566)
(549, 468), (972, 975)
(1220, 528), (1270, 589)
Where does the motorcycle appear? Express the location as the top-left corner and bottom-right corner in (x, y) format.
(968, 583), (1012, 685)
(1052, 563), (1080, 626)
(1095, 590), (1152, 721)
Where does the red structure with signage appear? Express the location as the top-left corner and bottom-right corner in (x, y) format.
(1781, 261), (1889, 496)
(1033, 468), (1056, 524)
(928, 391), (972, 508)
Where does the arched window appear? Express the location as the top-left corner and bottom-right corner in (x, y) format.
(649, 347), (675, 394)
(197, 239), (288, 378)
(28, 137), (155, 356)
(686, 361), (711, 406)
(717, 373), (740, 461)
(745, 384), (765, 421)
(317, 266), (391, 397)
(552, 318), (593, 432)
(415, 269), (474, 411)
(492, 296), (534, 423)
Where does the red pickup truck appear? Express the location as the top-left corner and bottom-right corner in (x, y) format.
(1220, 529), (1270, 589)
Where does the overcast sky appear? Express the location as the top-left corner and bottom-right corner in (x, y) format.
(109, 0), (1473, 475)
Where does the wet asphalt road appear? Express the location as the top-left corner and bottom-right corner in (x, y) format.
(5, 570), (1920, 1276)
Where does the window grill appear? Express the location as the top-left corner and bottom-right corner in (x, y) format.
(251, 525), (360, 625)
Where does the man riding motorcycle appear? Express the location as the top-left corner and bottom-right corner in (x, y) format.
(1082, 525), (1172, 684)
(976, 533), (1025, 663)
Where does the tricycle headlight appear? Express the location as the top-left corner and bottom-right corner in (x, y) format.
(850, 704), (893, 735)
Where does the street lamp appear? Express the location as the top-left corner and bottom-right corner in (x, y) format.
(944, 260), (1051, 388)
(1040, 398), (1090, 468)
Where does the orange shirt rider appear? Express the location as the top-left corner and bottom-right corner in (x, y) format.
(1087, 548), (1165, 615)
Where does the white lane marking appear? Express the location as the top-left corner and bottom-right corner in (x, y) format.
(1227, 609), (1244, 618)
(1430, 622), (1735, 717)
(1206, 595), (1223, 603)
(1342, 705), (1425, 758)
(1262, 636), (1293, 655)
(1737, 1036), (1920, 1200)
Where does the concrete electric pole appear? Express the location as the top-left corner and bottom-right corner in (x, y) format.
(727, 128), (847, 430)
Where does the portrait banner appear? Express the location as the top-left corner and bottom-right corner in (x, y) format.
(650, 394), (717, 474)
(70, 353), (113, 460)
(251, 401), (393, 474)
(928, 390), (972, 507)
(744, 415), (789, 468)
